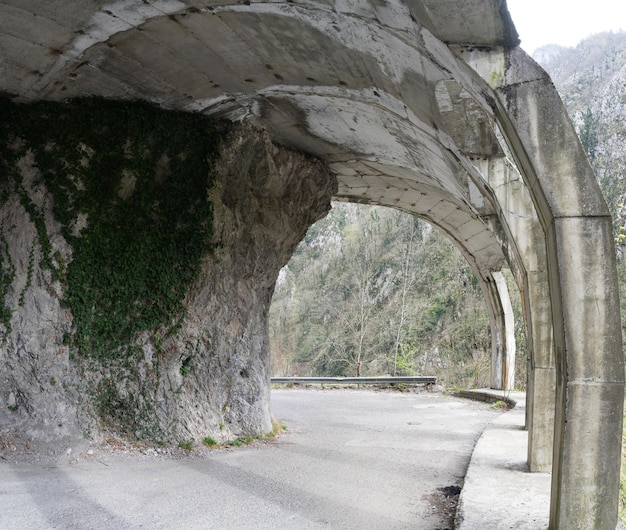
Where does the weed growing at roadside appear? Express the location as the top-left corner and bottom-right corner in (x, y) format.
(264, 420), (288, 440)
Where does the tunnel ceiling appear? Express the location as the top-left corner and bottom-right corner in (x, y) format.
(0, 0), (522, 276)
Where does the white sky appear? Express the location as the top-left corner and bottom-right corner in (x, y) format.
(506, 0), (626, 55)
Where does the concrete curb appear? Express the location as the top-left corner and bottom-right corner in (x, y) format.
(453, 390), (517, 409)
(455, 390), (551, 529)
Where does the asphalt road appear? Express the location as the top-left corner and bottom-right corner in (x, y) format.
(0, 388), (499, 529)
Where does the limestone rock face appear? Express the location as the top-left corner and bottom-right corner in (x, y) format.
(0, 150), (85, 452)
(156, 126), (337, 442)
(0, 101), (335, 452)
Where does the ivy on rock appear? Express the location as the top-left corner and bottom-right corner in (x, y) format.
(0, 97), (229, 361)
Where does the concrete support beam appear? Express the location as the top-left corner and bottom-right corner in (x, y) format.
(546, 216), (624, 527)
(478, 155), (556, 471)
(524, 271), (556, 472)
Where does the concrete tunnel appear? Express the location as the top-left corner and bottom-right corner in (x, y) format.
(0, 0), (623, 528)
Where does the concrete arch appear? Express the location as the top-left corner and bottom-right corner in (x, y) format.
(463, 45), (624, 527)
(0, 1), (622, 528)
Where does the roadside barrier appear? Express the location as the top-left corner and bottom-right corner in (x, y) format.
(271, 376), (436, 386)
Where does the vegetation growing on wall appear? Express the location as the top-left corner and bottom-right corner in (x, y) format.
(0, 97), (228, 362)
(0, 230), (15, 334)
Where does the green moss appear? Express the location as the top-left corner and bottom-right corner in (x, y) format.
(180, 356), (192, 376)
(18, 244), (35, 306)
(0, 97), (229, 362)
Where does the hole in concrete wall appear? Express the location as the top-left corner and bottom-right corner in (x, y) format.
(269, 202), (526, 389)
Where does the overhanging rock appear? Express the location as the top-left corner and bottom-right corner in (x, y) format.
(0, 106), (335, 448)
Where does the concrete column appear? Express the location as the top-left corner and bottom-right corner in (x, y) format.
(493, 48), (624, 530)
(470, 150), (556, 470)
(489, 271), (515, 390)
(487, 157), (556, 471)
(523, 270), (556, 471)
(546, 217), (623, 527)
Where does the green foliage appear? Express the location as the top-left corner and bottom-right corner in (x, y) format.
(264, 420), (287, 440)
(203, 437), (217, 447)
(421, 299), (448, 333)
(579, 107), (598, 160)
(0, 97), (229, 362)
(179, 440), (194, 450)
(18, 244), (35, 306)
(0, 229), (15, 334)
(180, 356), (192, 376)
(394, 343), (417, 377)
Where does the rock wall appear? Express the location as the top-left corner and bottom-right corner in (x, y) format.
(0, 99), (335, 453)
(158, 126), (337, 443)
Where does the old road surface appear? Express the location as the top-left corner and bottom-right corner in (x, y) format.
(0, 388), (501, 529)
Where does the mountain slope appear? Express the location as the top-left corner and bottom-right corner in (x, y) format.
(535, 32), (626, 231)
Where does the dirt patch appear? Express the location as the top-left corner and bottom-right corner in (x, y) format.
(423, 484), (462, 530)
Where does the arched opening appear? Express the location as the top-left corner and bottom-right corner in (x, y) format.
(270, 201), (527, 391)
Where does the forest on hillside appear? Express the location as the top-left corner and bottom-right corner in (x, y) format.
(269, 32), (626, 389)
